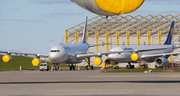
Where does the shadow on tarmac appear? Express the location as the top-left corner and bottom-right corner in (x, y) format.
(1, 80), (180, 84)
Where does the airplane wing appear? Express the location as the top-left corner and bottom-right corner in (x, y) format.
(89, 42), (115, 47)
(140, 52), (180, 59)
(0, 51), (48, 58)
(76, 52), (118, 59)
(76, 47), (169, 59)
(174, 46), (180, 49)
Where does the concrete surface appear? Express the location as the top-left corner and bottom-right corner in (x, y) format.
(0, 70), (180, 96)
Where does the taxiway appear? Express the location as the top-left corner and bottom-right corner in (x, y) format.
(0, 70), (180, 96)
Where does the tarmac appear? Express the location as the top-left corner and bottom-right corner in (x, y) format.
(0, 70), (180, 96)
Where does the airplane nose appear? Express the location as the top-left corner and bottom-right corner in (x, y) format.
(48, 53), (59, 62)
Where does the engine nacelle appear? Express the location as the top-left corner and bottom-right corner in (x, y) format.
(105, 59), (111, 64)
(105, 59), (116, 67)
(155, 57), (169, 66)
(32, 58), (41, 66)
(2, 55), (12, 63)
(131, 53), (139, 61)
(93, 57), (103, 66)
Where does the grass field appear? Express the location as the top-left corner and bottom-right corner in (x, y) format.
(0, 55), (79, 71)
(0, 55), (45, 71)
(1, 55), (180, 72)
(0, 55), (102, 71)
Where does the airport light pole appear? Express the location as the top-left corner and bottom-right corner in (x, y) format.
(22, 48), (26, 56)
(22, 48), (26, 53)
(49, 39), (54, 47)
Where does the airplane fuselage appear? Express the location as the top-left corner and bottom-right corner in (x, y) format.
(48, 43), (89, 64)
(108, 45), (173, 63)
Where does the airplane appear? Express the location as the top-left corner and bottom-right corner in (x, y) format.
(103, 21), (180, 69)
(1, 18), (179, 70)
(0, 16), (111, 71)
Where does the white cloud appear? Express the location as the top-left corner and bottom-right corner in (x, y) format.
(30, 0), (72, 4)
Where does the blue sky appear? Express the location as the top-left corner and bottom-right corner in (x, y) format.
(0, 0), (180, 54)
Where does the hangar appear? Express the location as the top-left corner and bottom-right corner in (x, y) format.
(65, 14), (180, 68)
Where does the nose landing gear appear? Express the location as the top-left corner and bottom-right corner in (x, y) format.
(52, 63), (59, 71)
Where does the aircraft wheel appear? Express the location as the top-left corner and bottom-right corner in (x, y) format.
(155, 65), (158, 69)
(55, 66), (59, 71)
(126, 65), (131, 69)
(115, 66), (119, 69)
(159, 66), (163, 69)
(144, 65), (148, 69)
(90, 66), (93, 70)
(131, 65), (134, 69)
(47, 66), (49, 71)
(85, 66), (88, 70)
(70, 66), (72, 70)
(73, 66), (75, 70)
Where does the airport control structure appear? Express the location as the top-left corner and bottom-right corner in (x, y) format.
(65, 14), (180, 68)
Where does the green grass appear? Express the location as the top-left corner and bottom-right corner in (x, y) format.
(0, 55), (70, 71)
(0, 55), (102, 71)
(101, 68), (180, 73)
(0, 55), (39, 71)
(1, 55), (179, 72)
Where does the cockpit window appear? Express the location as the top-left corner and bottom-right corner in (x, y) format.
(50, 50), (60, 52)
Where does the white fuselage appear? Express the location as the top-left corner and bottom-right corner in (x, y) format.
(48, 43), (89, 64)
(108, 45), (173, 63)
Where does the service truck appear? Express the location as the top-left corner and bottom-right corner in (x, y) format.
(39, 63), (49, 71)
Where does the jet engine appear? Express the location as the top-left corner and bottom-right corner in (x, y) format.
(32, 58), (41, 66)
(2, 55), (12, 63)
(105, 59), (116, 67)
(71, 0), (144, 16)
(93, 57), (103, 66)
(105, 59), (111, 64)
(131, 53), (139, 61)
(155, 57), (169, 66)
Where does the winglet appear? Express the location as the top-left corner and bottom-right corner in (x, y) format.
(164, 21), (175, 45)
(82, 16), (87, 43)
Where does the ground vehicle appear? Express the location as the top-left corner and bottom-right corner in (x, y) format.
(39, 63), (49, 71)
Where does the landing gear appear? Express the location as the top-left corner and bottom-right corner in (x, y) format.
(85, 58), (93, 70)
(53, 63), (59, 71)
(126, 62), (134, 69)
(115, 66), (119, 69)
(69, 64), (75, 70)
(85, 66), (93, 70)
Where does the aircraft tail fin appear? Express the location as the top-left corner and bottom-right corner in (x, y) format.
(82, 16), (87, 44)
(164, 21), (175, 45)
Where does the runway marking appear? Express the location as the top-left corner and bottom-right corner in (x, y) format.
(1, 80), (180, 85)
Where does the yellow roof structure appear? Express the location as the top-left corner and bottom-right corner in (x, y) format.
(67, 14), (180, 37)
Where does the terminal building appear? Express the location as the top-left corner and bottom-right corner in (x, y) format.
(65, 14), (180, 68)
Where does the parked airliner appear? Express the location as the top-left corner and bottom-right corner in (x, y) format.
(103, 21), (180, 69)
(1, 17), (180, 70)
